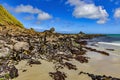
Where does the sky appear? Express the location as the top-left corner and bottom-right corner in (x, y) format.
(0, 0), (120, 34)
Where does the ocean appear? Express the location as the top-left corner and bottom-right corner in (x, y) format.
(89, 34), (120, 47)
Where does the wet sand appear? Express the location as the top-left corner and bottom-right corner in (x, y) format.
(13, 44), (120, 80)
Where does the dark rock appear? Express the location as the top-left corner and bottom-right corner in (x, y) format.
(54, 64), (64, 71)
(64, 62), (77, 70)
(84, 46), (109, 56)
(78, 71), (120, 80)
(96, 75), (102, 80)
(76, 40), (87, 45)
(106, 49), (114, 51)
(78, 71), (83, 75)
(28, 59), (41, 65)
(75, 55), (89, 63)
(70, 47), (86, 56)
(22, 69), (27, 72)
(9, 65), (18, 79)
(49, 71), (67, 80)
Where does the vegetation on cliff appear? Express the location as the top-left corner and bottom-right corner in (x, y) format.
(0, 5), (24, 28)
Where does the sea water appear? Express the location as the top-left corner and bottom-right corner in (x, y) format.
(99, 34), (120, 47)
(89, 34), (120, 47)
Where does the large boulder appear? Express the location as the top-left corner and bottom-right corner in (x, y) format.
(0, 47), (10, 58)
(0, 40), (10, 58)
(13, 42), (29, 51)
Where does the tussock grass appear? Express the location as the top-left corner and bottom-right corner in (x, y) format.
(0, 5), (24, 28)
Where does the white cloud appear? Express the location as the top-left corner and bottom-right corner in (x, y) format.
(10, 4), (52, 20)
(67, 0), (109, 24)
(97, 19), (107, 24)
(114, 8), (120, 18)
(38, 12), (52, 20)
(14, 4), (41, 14)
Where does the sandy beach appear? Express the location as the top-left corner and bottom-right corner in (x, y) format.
(0, 2), (120, 80)
(13, 43), (120, 80)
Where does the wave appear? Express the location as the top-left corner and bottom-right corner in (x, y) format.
(98, 42), (120, 46)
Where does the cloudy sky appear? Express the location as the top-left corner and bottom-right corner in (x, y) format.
(0, 0), (120, 33)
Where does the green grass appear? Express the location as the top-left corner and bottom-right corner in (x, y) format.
(0, 78), (5, 80)
(0, 5), (24, 28)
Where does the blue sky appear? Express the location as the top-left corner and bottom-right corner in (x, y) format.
(0, 0), (120, 34)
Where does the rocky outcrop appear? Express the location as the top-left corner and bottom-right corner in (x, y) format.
(79, 71), (120, 80)
(13, 42), (29, 51)
(0, 23), (114, 80)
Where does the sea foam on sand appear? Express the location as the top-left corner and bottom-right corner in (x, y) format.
(98, 42), (120, 46)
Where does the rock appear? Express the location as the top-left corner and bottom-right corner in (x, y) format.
(4, 43), (13, 49)
(84, 46), (109, 56)
(0, 40), (6, 44)
(49, 71), (67, 80)
(13, 42), (29, 51)
(64, 62), (77, 70)
(27, 59), (41, 65)
(75, 55), (89, 63)
(10, 39), (18, 43)
(22, 69), (27, 72)
(96, 75), (102, 80)
(9, 65), (18, 79)
(78, 74), (91, 80)
(106, 49), (114, 51)
(76, 40), (87, 45)
(70, 48), (86, 56)
(78, 71), (120, 80)
(0, 47), (10, 58)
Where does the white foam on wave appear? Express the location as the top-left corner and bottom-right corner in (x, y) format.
(98, 42), (120, 46)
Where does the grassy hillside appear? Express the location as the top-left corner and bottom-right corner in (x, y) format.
(0, 5), (24, 28)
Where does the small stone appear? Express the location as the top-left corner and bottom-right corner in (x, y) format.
(22, 69), (27, 72)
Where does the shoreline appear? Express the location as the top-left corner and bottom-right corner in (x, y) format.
(0, 27), (120, 80)
(13, 43), (120, 80)
(98, 42), (120, 46)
